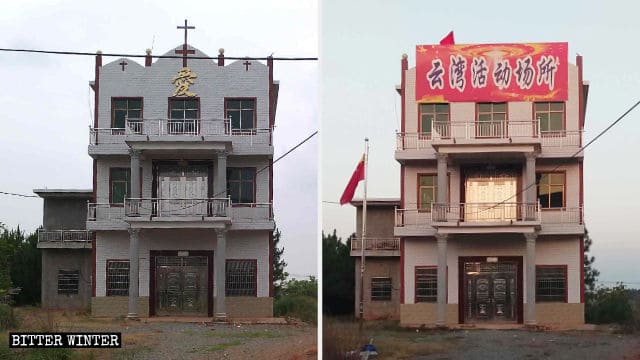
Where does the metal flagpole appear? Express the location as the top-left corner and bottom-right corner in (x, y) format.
(359, 138), (369, 332)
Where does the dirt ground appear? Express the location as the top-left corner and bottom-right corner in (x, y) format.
(323, 319), (640, 360)
(4, 307), (317, 360)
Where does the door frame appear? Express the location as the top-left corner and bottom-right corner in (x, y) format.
(458, 256), (523, 324)
(149, 250), (214, 317)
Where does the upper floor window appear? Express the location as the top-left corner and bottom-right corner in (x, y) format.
(535, 102), (564, 133)
(418, 174), (437, 211)
(477, 102), (506, 137)
(112, 98), (142, 129)
(169, 99), (199, 134)
(225, 99), (256, 132)
(227, 168), (256, 204)
(536, 266), (567, 302)
(419, 103), (449, 137)
(110, 168), (131, 204)
(226, 259), (257, 297)
(537, 172), (565, 208)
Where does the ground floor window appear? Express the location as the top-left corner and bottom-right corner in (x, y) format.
(106, 260), (130, 296)
(226, 259), (257, 296)
(415, 267), (437, 302)
(370, 277), (392, 301)
(536, 266), (567, 302)
(57, 270), (79, 295)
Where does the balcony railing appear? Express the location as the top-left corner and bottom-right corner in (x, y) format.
(540, 207), (584, 224)
(394, 209), (434, 227)
(350, 237), (400, 251)
(432, 202), (540, 223)
(396, 120), (583, 150)
(37, 229), (92, 243)
(230, 203), (274, 221)
(124, 198), (231, 218)
(87, 203), (125, 221)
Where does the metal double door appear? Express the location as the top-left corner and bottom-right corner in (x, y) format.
(155, 256), (208, 316)
(464, 262), (517, 323)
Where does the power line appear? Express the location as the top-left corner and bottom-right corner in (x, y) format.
(0, 48), (318, 61)
(0, 191), (38, 198)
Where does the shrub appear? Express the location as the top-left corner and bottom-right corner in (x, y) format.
(586, 284), (637, 330)
(0, 303), (17, 330)
(274, 295), (317, 324)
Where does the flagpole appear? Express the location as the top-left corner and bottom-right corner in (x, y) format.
(359, 138), (369, 332)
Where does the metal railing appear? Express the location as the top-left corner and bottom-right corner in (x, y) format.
(89, 128), (128, 145)
(230, 203), (274, 221)
(124, 197), (231, 218)
(87, 203), (125, 221)
(394, 208), (434, 227)
(540, 207), (584, 224)
(431, 202), (540, 222)
(351, 237), (400, 251)
(396, 120), (583, 150)
(37, 229), (92, 242)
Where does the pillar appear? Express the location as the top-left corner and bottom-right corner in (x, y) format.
(436, 234), (448, 326)
(524, 152), (537, 220)
(525, 232), (537, 325)
(436, 153), (448, 203)
(129, 149), (141, 216)
(127, 228), (140, 318)
(215, 152), (227, 198)
(215, 228), (227, 320)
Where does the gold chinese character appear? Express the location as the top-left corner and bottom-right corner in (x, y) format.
(172, 67), (198, 97)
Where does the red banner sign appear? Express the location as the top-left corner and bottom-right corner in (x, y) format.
(415, 42), (568, 102)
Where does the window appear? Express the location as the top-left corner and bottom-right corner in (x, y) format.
(225, 99), (256, 133)
(535, 102), (564, 133)
(112, 98), (142, 129)
(537, 173), (565, 208)
(477, 102), (506, 137)
(536, 266), (567, 302)
(418, 175), (437, 211)
(110, 168), (131, 204)
(226, 260), (257, 296)
(370, 277), (392, 301)
(169, 99), (199, 134)
(415, 267), (437, 302)
(227, 168), (256, 204)
(57, 270), (79, 295)
(106, 260), (129, 296)
(419, 103), (449, 137)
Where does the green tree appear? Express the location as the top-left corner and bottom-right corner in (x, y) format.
(272, 228), (288, 299)
(322, 230), (355, 316)
(0, 226), (41, 305)
(584, 229), (600, 294)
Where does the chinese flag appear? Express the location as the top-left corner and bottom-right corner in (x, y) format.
(339, 155), (365, 205)
(439, 31), (455, 45)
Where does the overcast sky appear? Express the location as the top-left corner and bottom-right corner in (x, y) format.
(321, 0), (640, 286)
(0, 0), (318, 279)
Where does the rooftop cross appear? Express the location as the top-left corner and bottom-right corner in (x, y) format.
(243, 60), (252, 71)
(175, 19), (195, 67)
(119, 59), (128, 71)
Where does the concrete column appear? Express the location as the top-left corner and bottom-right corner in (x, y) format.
(127, 228), (140, 318)
(436, 234), (448, 326)
(524, 152), (537, 220)
(436, 153), (448, 203)
(215, 152), (227, 198)
(215, 228), (227, 320)
(130, 150), (141, 198)
(525, 232), (537, 325)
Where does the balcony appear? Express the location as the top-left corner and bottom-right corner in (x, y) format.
(395, 120), (583, 160)
(37, 229), (93, 249)
(86, 203), (127, 230)
(88, 118), (273, 156)
(350, 237), (400, 256)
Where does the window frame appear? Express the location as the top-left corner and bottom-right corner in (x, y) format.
(168, 97), (201, 135)
(476, 102), (508, 137)
(111, 97), (143, 130)
(370, 277), (392, 301)
(106, 260), (130, 297)
(534, 102), (566, 136)
(57, 269), (80, 295)
(109, 168), (131, 206)
(227, 167), (257, 205)
(414, 266), (437, 303)
(535, 265), (568, 303)
(225, 259), (257, 297)
(224, 97), (257, 134)
(536, 171), (566, 209)
(418, 103), (450, 138)
(417, 173), (450, 212)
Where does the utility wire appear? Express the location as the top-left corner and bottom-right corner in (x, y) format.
(0, 191), (38, 198)
(0, 48), (317, 61)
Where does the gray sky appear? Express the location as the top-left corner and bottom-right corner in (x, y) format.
(0, 0), (318, 279)
(321, 0), (640, 286)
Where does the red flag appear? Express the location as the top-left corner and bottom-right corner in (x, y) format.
(340, 155), (365, 205)
(439, 31), (455, 45)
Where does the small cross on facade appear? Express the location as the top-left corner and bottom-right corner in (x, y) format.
(175, 19), (196, 67)
(243, 60), (252, 71)
(119, 60), (128, 71)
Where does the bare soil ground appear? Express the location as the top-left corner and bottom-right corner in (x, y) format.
(323, 319), (640, 360)
(3, 307), (317, 360)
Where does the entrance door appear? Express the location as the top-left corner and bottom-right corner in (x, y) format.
(155, 256), (208, 316)
(465, 177), (517, 221)
(463, 261), (518, 323)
